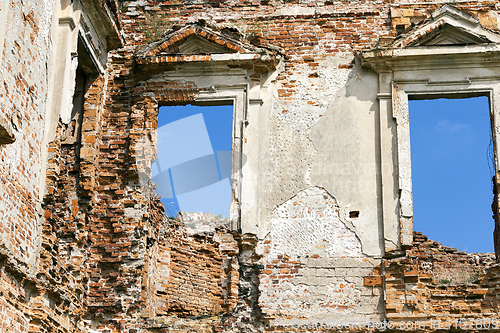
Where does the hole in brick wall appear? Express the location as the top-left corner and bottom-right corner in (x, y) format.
(0, 124), (15, 144)
(396, 25), (406, 36)
(409, 96), (493, 253)
(154, 104), (233, 222)
(349, 211), (360, 218)
(146, 236), (155, 250)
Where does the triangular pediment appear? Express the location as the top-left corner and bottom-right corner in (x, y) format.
(137, 24), (264, 58)
(389, 5), (500, 49)
(409, 23), (490, 46)
(176, 35), (233, 54)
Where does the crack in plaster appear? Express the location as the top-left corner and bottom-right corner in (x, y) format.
(258, 187), (365, 259)
(262, 116), (317, 228)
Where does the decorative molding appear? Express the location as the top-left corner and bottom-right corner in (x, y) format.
(394, 4), (500, 49)
(249, 98), (263, 106)
(409, 24), (489, 46)
(177, 35), (233, 54)
(362, 5), (500, 71)
(135, 24), (280, 70)
(59, 17), (76, 30)
(376, 93), (392, 100)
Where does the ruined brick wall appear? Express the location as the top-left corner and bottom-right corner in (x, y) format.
(145, 212), (239, 318)
(1, 38), (111, 333)
(1, 1), (500, 332)
(0, 0), (78, 330)
(79, 1), (500, 331)
(0, 0), (124, 330)
(411, 232), (495, 285)
(0, 0), (52, 268)
(384, 232), (499, 328)
(0, 0), (101, 328)
(0, 253), (29, 333)
(40, 74), (107, 330)
(82, 47), (248, 330)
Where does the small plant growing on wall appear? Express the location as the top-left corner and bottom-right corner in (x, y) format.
(119, 1), (129, 13)
(438, 279), (451, 284)
(140, 11), (169, 43)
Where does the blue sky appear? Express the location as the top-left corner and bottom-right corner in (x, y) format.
(153, 105), (233, 218)
(409, 96), (494, 253)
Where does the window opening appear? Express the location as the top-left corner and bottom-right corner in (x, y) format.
(409, 96), (494, 253)
(153, 104), (233, 221)
(62, 36), (98, 145)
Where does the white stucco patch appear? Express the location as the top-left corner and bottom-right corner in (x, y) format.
(259, 116), (317, 235)
(274, 54), (353, 132)
(259, 278), (361, 318)
(263, 187), (364, 258)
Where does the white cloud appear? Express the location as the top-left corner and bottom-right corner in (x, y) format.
(434, 119), (469, 133)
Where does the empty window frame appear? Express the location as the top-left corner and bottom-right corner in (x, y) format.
(409, 96), (494, 253)
(152, 104), (234, 220)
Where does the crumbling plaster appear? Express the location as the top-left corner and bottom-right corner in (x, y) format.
(273, 54), (353, 133)
(308, 60), (382, 256)
(257, 59), (383, 257)
(0, 0), (53, 270)
(253, 55), (386, 322)
(257, 186), (384, 325)
(259, 187), (364, 259)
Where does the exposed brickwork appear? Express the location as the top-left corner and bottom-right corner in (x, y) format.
(1, 1), (500, 332)
(385, 232), (498, 324)
(147, 218), (239, 317)
(0, 258), (29, 333)
(0, 0), (50, 266)
(39, 74), (107, 332)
